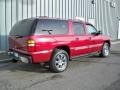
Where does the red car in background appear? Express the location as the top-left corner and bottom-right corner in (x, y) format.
(8, 17), (111, 73)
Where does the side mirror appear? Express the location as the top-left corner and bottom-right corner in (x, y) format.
(94, 31), (102, 35)
(97, 30), (102, 34)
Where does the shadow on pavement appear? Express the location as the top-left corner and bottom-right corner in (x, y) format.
(0, 50), (120, 74)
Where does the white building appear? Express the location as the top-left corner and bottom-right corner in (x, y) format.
(0, 0), (120, 50)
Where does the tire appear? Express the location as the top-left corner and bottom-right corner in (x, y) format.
(99, 43), (110, 57)
(49, 49), (69, 73)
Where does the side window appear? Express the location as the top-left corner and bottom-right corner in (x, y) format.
(86, 24), (97, 35)
(73, 22), (85, 35)
(35, 19), (68, 35)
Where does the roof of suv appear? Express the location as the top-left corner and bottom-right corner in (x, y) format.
(26, 17), (92, 25)
(37, 16), (85, 23)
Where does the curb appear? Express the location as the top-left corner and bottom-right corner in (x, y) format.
(111, 41), (120, 45)
(0, 58), (12, 63)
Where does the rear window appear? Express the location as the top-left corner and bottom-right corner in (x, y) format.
(35, 19), (68, 35)
(10, 19), (35, 36)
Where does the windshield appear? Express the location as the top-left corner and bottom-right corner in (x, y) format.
(10, 19), (35, 36)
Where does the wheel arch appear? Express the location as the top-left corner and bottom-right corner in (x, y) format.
(104, 40), (111, 47)
(52, 45), (70, 56)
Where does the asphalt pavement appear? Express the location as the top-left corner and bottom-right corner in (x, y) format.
(0, 43), (120, 90)
(0, 53), (12, 63)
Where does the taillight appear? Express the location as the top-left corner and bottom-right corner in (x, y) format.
(27, 40), (35, 52)
(27, 40), (35, 46)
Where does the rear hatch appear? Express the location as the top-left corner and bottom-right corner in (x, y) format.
(9, 18), (37, 51)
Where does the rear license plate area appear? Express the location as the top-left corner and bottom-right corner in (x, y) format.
(20, 57), (29, 63)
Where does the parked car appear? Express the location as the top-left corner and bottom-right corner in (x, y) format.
(8, 17), (111, 73)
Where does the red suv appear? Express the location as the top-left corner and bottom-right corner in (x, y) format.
(8, 17), (111, 72)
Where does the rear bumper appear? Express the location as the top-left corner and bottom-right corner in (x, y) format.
(8, 51), (32, 63)
(8, 49), (52, 63)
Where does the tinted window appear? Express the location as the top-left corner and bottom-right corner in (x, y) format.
(10, 19), (34, 36)
(86, 24), (97, 34)
(35, 19), (68, 35)
(73, 22), (84, 35)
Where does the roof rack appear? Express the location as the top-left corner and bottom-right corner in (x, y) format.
(36, 16), (69, 21)
(36, 16), (48, 19)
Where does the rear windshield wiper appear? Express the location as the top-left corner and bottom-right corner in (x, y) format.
(13, 35), (24, 38)
(42, 30), (53, 35)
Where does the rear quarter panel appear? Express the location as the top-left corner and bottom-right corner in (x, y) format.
(30, 34), (76, 62)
